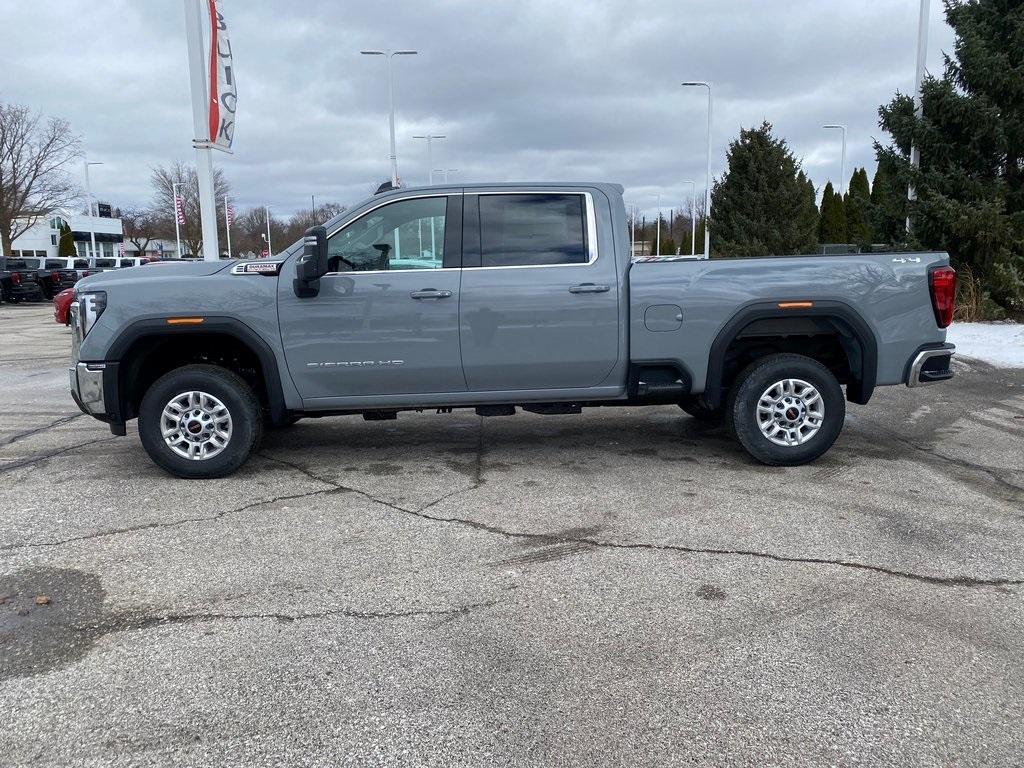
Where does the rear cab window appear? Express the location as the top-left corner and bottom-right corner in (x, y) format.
(478, 193), (589, 267)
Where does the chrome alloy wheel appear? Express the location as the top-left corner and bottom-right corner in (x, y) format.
(160, 390), (233, 461)
(756, 378), (825, 447)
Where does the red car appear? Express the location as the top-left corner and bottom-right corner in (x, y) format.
(53, 288), (75, 325)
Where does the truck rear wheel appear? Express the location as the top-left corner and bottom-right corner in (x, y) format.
(726, 353), (845, 466)
(138, 364), (263, 479)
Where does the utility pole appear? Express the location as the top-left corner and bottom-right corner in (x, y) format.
(361, 49), (418, 188)
(683, 81), (713, 259)
(656, 193), (662, 256)
(413, 134), (446, 184)
(264, 205), (272, 257)
(907, 0), (931, 235)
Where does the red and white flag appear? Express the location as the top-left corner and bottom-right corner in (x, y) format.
(118, 242), (125, 257)
(226, 202), (234, 226)
(174, 195), (186, 226)
(207, 0), (236, 151)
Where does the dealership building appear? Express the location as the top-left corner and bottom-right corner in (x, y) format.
(5, 208), (124, 260)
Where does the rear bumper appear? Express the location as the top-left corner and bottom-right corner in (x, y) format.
(906, 343), (956, 387)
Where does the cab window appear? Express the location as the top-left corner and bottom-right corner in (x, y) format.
(326, 197), (446, 272)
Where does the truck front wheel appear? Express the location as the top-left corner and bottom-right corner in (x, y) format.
(138, 364), (263, 479)
(726, 354), (845, 466)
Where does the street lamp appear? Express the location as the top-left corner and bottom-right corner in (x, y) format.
(413, 134), (446, 184)
(822, 125), (848, 195)
(682, 82), (713, 259)
(83, 161), (103, 259)
(682, 180), (696, 256)
(361, 49), (418, 188)
(908, 0), (931, 234)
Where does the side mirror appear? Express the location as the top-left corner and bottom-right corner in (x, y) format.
(294, 226), (327, 298)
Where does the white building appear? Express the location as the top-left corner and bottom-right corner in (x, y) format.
(6, 209), (124, 260)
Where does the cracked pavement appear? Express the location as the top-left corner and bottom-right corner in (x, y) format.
(1, 303), (1023, 767)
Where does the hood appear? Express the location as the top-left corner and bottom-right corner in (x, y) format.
(76, 260), (232, 291)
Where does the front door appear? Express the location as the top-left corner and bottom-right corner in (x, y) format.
(279, 194), (465, 401)
(459, 191), (620, 391)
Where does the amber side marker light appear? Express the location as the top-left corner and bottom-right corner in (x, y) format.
(777, 301), (814, 310)
(166, 317), (205, 325)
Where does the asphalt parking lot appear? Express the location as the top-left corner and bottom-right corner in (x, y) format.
(1, 302), (1022, 767)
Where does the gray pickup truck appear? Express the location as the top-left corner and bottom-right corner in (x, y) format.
(68, 182), (957, 478)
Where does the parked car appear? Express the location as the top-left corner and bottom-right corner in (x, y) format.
(117, 257), (152, 269)
(47, 256), (94, 280)
(53, 287), (76, 325)
(87, 257), (120, 273)
(68, 182), (957, 479)
(2, 257), (78, 298)
(0, 257), (45, 302)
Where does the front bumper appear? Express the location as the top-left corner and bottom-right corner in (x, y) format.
(906, 343), (956, 387)
(69, 363), (106, 415)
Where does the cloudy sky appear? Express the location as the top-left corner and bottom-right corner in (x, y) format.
(0, 0), (954, 220)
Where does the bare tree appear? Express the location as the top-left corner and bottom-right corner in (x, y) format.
(281, 202), (347, 246)
(0, 101), (82, 256)
(151, 161), (231, 257)
(118, 206), (161, 257)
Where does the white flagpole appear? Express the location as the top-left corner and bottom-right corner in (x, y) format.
(172, 182), (183, 259)
(224, 196), (232, 258)
(184, 0), (220, 261)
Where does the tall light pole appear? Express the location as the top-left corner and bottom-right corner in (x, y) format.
(83, 161), (103, 259)
(683, 82), (713, 259)
(682, 180), (697, 256)
(630, 204), (637, 257)
(171, 182), (183, 258)
(908, 0), (931, 234)
(823, 125), (848, 195)
(361, 49), (418, 188)
(224, 195), (232, 258)
(413, 134), (445, 184)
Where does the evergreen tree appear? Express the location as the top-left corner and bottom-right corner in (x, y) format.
(58, 221), (76, 257)
(797, 171), (820, 249)
(710, 121), (818, 256)
(876, 0), (1024, 312)
(870, 157), (907, 245)
(819, 182), (848, 244)
(845, 168), (873, 246)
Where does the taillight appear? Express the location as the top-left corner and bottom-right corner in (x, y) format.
(11, 272), (21, 286)
(929, 265), (956, 329)
(51, 273), (60, 283)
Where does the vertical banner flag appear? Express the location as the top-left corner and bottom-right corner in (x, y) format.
(207, 0), (236, 151)
(118, 242), (125, 257)
(175, 195), (186, 226)
(226, 202), (234, 226)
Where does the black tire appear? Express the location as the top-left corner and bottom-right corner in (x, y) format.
(138, 364), (263, 479)
(726, 353), (845, 466)
(678, 395), (724, 422)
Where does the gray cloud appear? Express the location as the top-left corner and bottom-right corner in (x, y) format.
(0, 0), (954, 219)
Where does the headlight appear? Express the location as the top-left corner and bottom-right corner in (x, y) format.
(78, 291), (107, 337)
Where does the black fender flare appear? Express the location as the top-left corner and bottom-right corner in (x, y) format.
(104, 316), (288, 424)
(703, 300), (878, 409)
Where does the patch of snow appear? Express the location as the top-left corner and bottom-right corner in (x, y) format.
(947, 322), (1024, 368)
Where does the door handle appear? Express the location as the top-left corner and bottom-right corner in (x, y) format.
(568, 283), (610, 294)
(410, 289), (452, 300)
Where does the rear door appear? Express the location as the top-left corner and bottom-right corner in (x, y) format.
(458, 190), (619, 391)
(278, 193), (465, 401)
